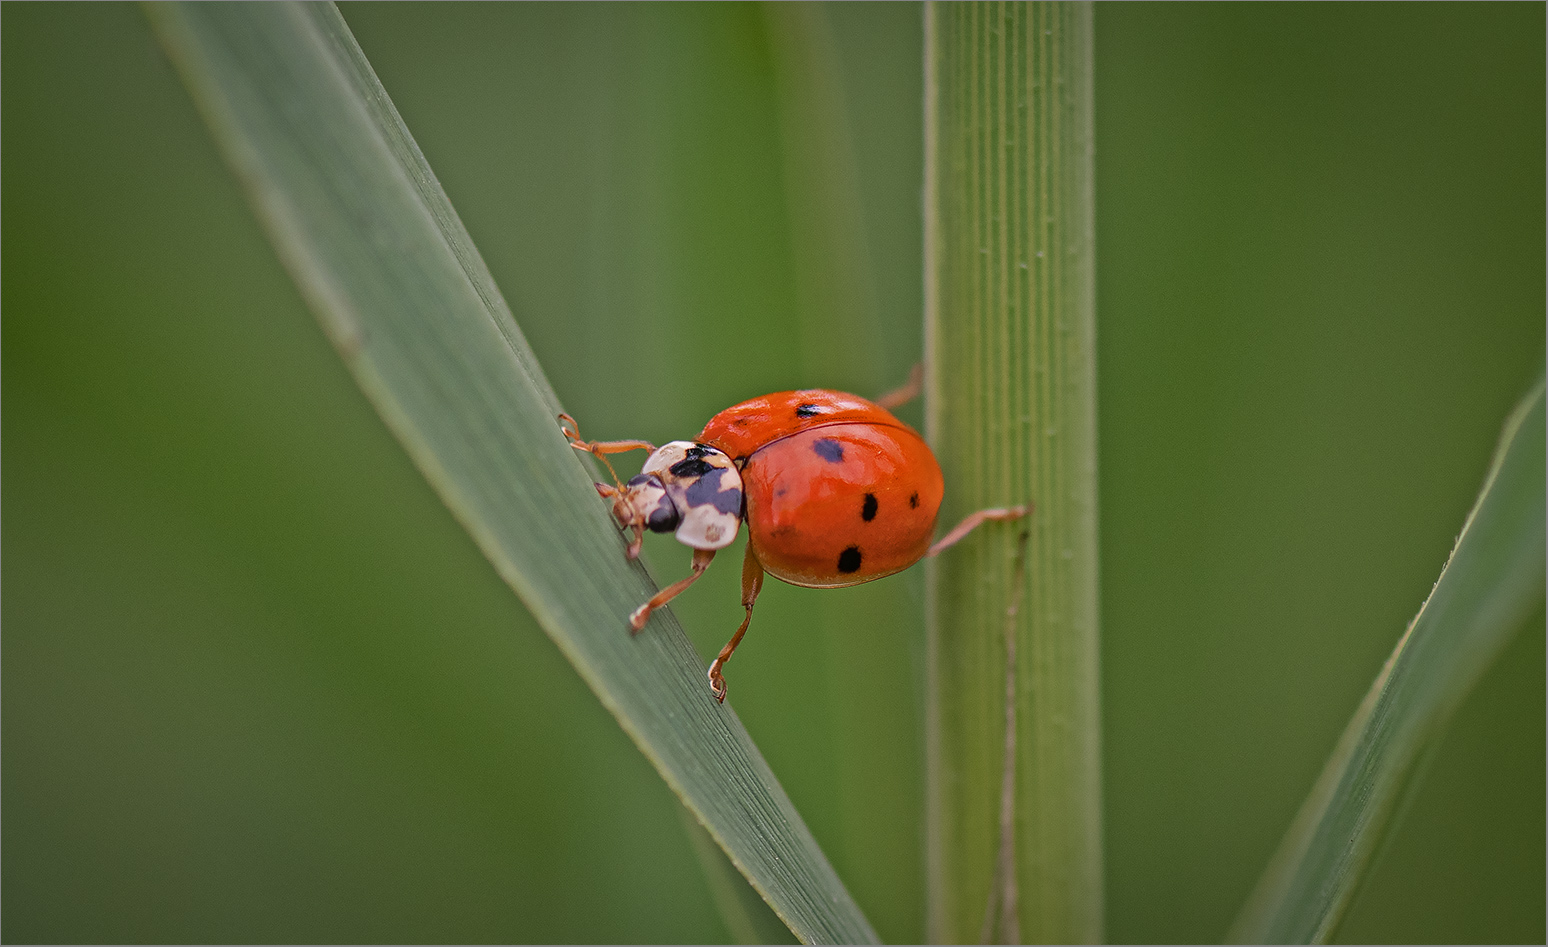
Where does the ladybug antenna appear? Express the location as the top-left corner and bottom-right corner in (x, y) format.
(595, 451), (626, 492)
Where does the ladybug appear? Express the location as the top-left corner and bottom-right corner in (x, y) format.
(560, 373), (1025, 702)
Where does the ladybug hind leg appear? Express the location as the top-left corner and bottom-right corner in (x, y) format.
(872, 362), (923, 410)
(707, 541), (765, 703)
(926, 505), (1031, 557)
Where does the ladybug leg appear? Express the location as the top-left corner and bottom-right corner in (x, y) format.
(572, 438), (659, 455)
(872, 362), (924, 410)
(707, 543), (766, 703)
(926, 504), (1031, 557)
(558, 412), (655, 456)
(628, 547), (716, 632)
(558, 413), (657, 488)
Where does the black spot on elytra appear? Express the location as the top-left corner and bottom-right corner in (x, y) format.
(670, 457), (715, 478)
(837, 546), (862, 573)
(627, 474), (653, 488)
(909, 492), (920, 509)
(683, 467), (743, 515)
(796, 403), (822, 418)
(813, 437), (845, 463)
(732, 417), (752, 427)
(862, 494), (878, 521)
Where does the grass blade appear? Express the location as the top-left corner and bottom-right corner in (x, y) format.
(144, 3), (878, 942)
(683, 810), (800, 946)
(762, 0), (883, 393)
(924, 3), (1103, 942)
(1229, 376), (1547, 944)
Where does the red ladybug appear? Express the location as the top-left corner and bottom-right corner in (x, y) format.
(560, 373), (1024, 701)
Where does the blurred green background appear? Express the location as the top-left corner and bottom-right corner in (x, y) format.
(3, 2), (1541, 943)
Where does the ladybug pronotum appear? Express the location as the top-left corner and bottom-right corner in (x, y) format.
(560, 376), (1025, 702)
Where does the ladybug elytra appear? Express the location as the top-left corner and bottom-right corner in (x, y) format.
(561, 374), (1025, 701)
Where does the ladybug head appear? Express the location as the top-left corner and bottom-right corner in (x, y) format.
(608, 441), (743, 557)
(603, 471), (679, 559)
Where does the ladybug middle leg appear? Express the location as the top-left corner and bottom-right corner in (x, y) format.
(706, 541), (765, 702)
(628, 547), (715, 632)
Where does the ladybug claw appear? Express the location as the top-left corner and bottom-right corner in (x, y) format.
(708, 669), (727, 703)
(557, 412), (584, 445)
(628, 604), (650, 633)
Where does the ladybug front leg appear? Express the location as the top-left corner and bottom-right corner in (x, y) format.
(706, 542), (766, 703)
(926, 505), (1031, 556)
(628, 547), (716, 632)
(558, 413), (656, 487)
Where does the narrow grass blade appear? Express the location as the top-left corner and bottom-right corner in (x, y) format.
(683, 809), (800, 946)
(1230, 377), (1547, 944)
(761, 0), (883, 392)
(144, 3), (878, 942)
(924, 3), (1103, 943)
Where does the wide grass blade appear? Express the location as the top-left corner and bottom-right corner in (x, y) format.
(1230, 377), (1547, 944)
(144, 3), (877, 943)
(924, 3), (1103, 943)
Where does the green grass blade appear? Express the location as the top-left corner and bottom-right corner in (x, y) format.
(143, 3), (878, 943)
(1229, 376), (1547, 944)
(924, 3), (1103, 942)
(683, 810), (800, 946)
(761, 0), (883, 393)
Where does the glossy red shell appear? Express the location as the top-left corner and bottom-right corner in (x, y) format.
(699, 390), (945, 588)
(699, 390), (901, 460)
